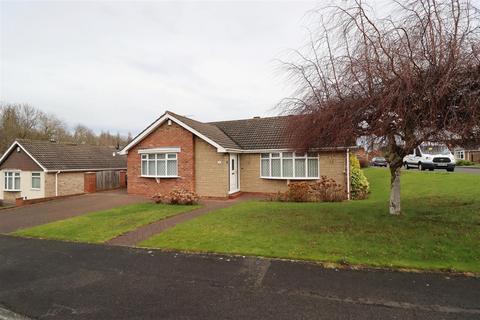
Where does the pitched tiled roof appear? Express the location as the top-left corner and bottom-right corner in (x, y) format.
(12, 139), (126, 171)
(123, 111), (350, 153)
(166, 112), (240, 149)
(210, 116), (295, 150)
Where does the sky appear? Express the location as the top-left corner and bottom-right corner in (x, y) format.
(1, 0), (321, 136)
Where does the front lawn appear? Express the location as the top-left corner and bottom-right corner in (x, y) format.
(13, 203), (200, 243)
(140, 169), (480, 273)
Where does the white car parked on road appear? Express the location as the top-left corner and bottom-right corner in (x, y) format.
(403, 145), (456, 172)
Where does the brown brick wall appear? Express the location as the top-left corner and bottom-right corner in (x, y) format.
(44, 173), (56, 197)
(239, 154), (290, 193)
(3, 191), (20, 203)
(194, 137), (229, 198)
(0, 148), (42, 171)
(44, 172), (85, 197)
(239, 151), (347, 194)
(319, 151), (347, 188)
(127, 121), (195, 197)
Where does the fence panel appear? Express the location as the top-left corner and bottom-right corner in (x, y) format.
(96, 170), (120, 191)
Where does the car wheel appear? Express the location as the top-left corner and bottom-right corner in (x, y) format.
(429, 168), (434, 171)
(419, 163), (426, 171)
(404, 162), (410, 169)
(447, 168), (455, 172)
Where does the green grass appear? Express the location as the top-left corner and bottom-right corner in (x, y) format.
(13, 203), (200, 243)
(140, 169), (480, 273)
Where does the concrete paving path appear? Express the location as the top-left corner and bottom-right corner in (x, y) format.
(0, 190), (148, 234)
(0, 235), (479, 320)
(107, 194), (263, 246)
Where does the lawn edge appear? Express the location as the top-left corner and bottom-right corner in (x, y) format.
(137, 245), (480, 277)
(9, 203), (202, 244)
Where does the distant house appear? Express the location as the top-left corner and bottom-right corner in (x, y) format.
(119, 111), (354, 199)
(453, 146), (480, 163)
(0, 139), (126, 204)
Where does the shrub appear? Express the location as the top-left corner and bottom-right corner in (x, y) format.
(284, 182), (311, 202)
(281, 177), (345, 203)
(152, 187), (200, 205)
(350, 154), (370, 200)
(310, 176), (345, 202)
(358, 157), (370, 168)
(456, 159), (475, 166)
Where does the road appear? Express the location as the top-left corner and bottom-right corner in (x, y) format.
(370, 166), (480, 175)
(0, 236), (478, 320)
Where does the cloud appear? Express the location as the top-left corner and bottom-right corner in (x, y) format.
(1, 1), (316, 135)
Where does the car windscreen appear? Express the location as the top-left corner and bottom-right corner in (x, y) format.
(420, 145), (450, 155)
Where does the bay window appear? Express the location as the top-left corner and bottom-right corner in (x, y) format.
(4, 171), (21, 191)
(141, 153), (178, 177)
(260, 152), (319, 179)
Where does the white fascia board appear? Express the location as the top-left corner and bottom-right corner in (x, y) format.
(0, 141), (48, 172)
(119, 113), (227, 155)
(138, 147), (181, 154)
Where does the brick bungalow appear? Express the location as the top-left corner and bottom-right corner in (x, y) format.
(0, 139), (127, 204)
(120, 111), (354, 199)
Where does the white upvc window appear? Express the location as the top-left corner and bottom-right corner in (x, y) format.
(4, 171), (21, 191)
(260, 152), (319, 179)
(455, 150), (465, 160)
(141, 153), (178, 177)
(31, 172), (41, 190)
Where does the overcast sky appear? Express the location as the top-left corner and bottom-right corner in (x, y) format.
(0, 0), (323, 135)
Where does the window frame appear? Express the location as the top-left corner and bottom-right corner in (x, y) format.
(260, 152), (320, 180)
(31, 172), (41, 190)
(140, 153), (179, 178)
(4, 171), (21, 192)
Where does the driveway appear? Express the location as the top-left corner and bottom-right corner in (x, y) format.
(0, 190), (148, 234)
(0, 236), (479, 319)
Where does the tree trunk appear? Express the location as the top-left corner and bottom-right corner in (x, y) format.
(389, 165), (401, 215)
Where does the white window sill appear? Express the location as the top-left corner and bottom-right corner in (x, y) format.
(260, 176), (320, 180)
(141, 175), (180, 179)
(31, 188), (41, 191)
(4, 190), (21, 192)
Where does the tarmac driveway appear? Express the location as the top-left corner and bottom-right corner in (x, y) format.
(0, 190), (148, 234)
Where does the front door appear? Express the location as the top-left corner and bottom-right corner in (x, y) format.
(229, 153), (239, 193)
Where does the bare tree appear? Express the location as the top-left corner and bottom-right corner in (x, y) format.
(281, 0), (480, 214)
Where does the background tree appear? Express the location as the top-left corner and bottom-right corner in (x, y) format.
(282, 0), (480, 214)
(0, 103), (130, 153)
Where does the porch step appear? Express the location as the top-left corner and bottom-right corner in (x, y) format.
(228, 191), (242, 199)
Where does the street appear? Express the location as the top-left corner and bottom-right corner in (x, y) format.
(0, 236), (478, 319)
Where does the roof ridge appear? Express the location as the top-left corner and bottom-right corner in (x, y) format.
(16, 138), (117, 149)
(208, 114), (295, 124)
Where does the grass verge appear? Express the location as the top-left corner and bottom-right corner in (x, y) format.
(12, 203), (200, 243)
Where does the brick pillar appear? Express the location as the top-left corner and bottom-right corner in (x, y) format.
(15, 197), (25, 207)
(119, 170), (127, 188)
(84, 172), (97, 193)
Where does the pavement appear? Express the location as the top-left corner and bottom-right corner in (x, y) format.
(0, 190), (147, 234)
(455, 166), (480, 174)
(107, 194), (265, 246)
(0, 235), (479, 320)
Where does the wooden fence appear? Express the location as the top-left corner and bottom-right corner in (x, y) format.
(96, 170), (120, 191)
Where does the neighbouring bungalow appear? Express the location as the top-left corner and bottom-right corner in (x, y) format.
(453, 146), (480, 163)
(119, 111), (354, 199)
(0, 139), (127, 204)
